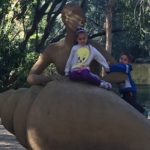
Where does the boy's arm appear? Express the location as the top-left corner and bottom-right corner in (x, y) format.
(109, 64), (132, 73)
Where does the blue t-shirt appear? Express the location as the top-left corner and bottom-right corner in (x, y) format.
(109, 64), (136, 93)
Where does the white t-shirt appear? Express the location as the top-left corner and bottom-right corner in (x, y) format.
(65, 44), (109, 75)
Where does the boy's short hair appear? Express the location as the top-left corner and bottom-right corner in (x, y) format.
(121, 51), (134, 63)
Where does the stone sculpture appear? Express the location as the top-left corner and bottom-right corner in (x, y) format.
(27, 3), (116, 86)
(0, 81), (150, 150)
(1, 3), (149, 150)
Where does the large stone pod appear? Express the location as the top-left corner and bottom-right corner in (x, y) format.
(27, 80), (150, 150)
(1, 88), (27, 134)
(13, 86), (43, 148)
(0, 89), (15, 117)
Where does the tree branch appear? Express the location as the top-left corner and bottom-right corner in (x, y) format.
(89, 28), (127, 39)
(49, 28), (66, 43)
(20, 0), (52, 50)
(36, 0), (67, 52)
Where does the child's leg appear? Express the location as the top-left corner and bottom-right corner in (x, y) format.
(69, 70), (82, 81)
(80, 69), (112, 89)
(69, 69), (112, 89)
(123, 92), (145, 114)
(80, 69), (100, 86)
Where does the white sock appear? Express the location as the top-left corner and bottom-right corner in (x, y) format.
(100, 80), (112, 90)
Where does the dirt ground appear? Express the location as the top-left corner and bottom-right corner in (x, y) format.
(0, 119), (26, 150)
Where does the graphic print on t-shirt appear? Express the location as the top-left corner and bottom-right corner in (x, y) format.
(74, 47), (90, 68)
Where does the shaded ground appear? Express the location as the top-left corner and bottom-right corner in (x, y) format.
(0, 120), (26, 150)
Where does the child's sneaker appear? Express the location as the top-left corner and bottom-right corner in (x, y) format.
(143, 108), (150, 119)
(100, 80), (112, 90)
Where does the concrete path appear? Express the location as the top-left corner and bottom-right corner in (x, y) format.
(0, 120), (26, 150)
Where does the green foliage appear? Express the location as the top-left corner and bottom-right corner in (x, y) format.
(0, 0), (65, 91)
(43, 63), (58, 76)
(112, 0), (150, 60)
(0, 35), (20, 90)
(10, 51), (39, 90)
(0, 40), (38, 91)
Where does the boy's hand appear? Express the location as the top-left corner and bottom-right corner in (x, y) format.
(105, 67), (110, 73)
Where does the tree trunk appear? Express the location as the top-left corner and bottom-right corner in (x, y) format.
(105, 0), (115, 54)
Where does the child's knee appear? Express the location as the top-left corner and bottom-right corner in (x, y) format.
(81, 70), (90, 80)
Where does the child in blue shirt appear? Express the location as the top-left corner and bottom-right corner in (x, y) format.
(109, 52), (145, 114)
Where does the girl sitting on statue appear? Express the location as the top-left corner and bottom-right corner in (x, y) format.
(65, 27), (112, 90)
